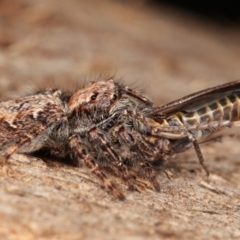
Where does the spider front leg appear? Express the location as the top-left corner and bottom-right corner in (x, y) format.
(87, 127), (137, 191)
(115, 125), (161, 191)
(69, 135), (125, 200)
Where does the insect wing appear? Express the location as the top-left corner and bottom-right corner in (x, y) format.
(148, 80), (240, 118)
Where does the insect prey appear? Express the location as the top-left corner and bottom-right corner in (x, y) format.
(0, 79), (239, 199)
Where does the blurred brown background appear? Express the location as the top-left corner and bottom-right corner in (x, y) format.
(0, 0), (240, 239)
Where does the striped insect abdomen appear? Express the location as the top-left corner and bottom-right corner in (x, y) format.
(166, 93), (240, 139)
(181, 93), (240, 124)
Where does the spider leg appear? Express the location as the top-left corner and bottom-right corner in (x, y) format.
(69, 135), (125, 200)
(88, 127), (136, 191)
(0, 134), (33, 164)
(139, 161), (160, 191)
(115, 125), (161, 191)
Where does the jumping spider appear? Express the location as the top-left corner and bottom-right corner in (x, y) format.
(1, 78), (236, 199)
(0, 79), (163, 199)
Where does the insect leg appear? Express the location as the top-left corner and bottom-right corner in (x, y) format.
(69, 135), (125, 200)
(187, 132), (209, 176)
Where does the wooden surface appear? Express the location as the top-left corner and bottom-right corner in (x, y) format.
(0, 0), (240, 239)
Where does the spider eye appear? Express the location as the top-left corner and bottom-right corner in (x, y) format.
(112, 94), (117, 100)
(91, 92), (98, 101)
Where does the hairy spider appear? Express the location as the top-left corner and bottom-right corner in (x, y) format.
(1, 78), (238, 199)
(0, 79), (158, 199)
